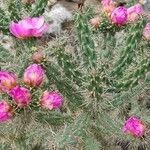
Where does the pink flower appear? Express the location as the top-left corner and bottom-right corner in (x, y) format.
(122, 117), (145, 138)
(9, 16), (48, 38)
(0, 100), (12, 122)
(0, 71), (17, 93)
(143, 22), (150, 40)
(127, 4), (143, 22)
(23, 64), (44, 87)
(9, 86), (31, 107)
(101, 0), (115, 16)
(39, 91), (62, 110)
(111, 6), (127, 25)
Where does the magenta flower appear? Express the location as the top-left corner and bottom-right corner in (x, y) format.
(9, 86), (31, 108)
(122, 117), (145, 138)
(39, 91), (62, 110)
(111, 6), (127, 25)
(23, 64), (44, 87)
(143, 22), (150, 40)
(9, 16), (48, 38)
(0, 71), (17, 93)
(127, 4), (143, 22)
(0, 100), (12, 122)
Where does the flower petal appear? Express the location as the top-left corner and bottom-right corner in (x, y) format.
(32, 23), (48, 37)
(31, 16), (45, 29)
(21, 18), (34, 29)
(9, 22), (21, 38)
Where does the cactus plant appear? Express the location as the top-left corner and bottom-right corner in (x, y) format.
(0, 1), (150, 150)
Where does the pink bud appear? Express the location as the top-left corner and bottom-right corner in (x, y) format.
(0, 71), (17, 93)
(9, 86), (31, 107)
(89, 17), (100, 28)
(101, 0), (112, 6)
(40, 91), (62, 110)
(127, 4), (143, 22)
(101, 0), (115, 16)
(32, 51), (43, 63)
(0, 100), (12, 122)
(23, 64), (44, 87)
(122, 117), (145, 138)
(143, 22), (150, 40)
(111, 6), (127, 25)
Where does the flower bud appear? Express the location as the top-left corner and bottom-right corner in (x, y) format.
(23, 64), (44, 87)
(0, 100), (12, 122)
(127, 3), (143, 22)
(111, 6), (127, 25)
(143, 22), (150, 40)
(32, 51), (43, 63)
(40, 91), (62, 110)
(0, 71), (17, 93)
(101, 0), (116, 16)
(122, 117), (145, 138)
(89, 17), (100, 28)
(9, 86), (31, 107)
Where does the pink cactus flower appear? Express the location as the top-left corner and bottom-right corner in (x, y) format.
(0, 71), (17, 93)
(9, 86), (31, 108)
(127, 4), (143, 22)
(23, 64), (44, 87)
(111, 6), (127, 25)
(143, 22), (150, 40)
(9, 16), (48, 38)
(0, 100), (12, 122)
(101, 0), (116, 16)
(122, 117), (145, 138)
(40, 91), (62, 110)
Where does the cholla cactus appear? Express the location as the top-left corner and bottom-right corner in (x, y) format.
(43, 6), (150, 149)
(0, 1), (150, 150)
